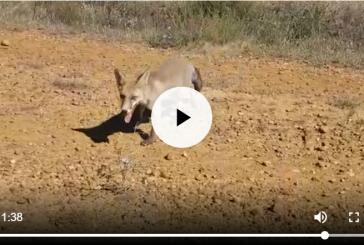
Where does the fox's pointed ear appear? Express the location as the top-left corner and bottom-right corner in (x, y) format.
(139, 68), (150, 84)
(114, 68), (126, 92)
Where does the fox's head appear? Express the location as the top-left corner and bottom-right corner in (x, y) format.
(113, 68), (150, 123)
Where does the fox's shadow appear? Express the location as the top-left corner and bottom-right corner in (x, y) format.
(72, 106), (151, 143)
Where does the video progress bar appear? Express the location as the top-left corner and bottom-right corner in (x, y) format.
(0, 233), (325, 239)
(331, 234), (364, 237)
(1, 232), (363, 239)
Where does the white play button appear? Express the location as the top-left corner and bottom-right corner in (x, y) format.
(151, 87), (213, 148)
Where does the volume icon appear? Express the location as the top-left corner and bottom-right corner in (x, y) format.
(314, 211), (327, 223)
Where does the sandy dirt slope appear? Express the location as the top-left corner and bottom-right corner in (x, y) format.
(0, 30), (364, 234)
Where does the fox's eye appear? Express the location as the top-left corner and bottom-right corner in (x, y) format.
(131, 96), (138, 101)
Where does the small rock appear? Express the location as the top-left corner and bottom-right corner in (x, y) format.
(311, 176), (320, 182)
(10, 159), (17, 164)
(328, 179), (336, 183)
(268, 200), (284, 214)
(213, 198), (222, 205)
(1, 40), (10, 46)
(146, 169), (153, 175)
(261, 161), (271, 167)
(349, 172), (355, 177)
(146, 176), (156, 184)
(181, 152), (188, 158)
(16, 198), (27, 204)
(230, 195), (242, 203)
(164, 153), (173, 160)
(314, 146), (326, 151)
(318, 126), (329, 134)
(315, 162), (324, 168)
(153, 169), (161, 178)
(250, 207), (263, 216)
(339, 191), (346, 194)
(328, 205), (335, 210)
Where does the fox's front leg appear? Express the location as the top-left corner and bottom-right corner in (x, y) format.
(138, 105), (148, 123)
(141, 126), (156, 146)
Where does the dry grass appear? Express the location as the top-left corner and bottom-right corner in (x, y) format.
(332, 96), (361, 110)
(52, 78), (89, 91)
(1, 1), (364, 67)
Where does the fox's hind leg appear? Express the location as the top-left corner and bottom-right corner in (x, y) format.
(192, 66), (203, 92)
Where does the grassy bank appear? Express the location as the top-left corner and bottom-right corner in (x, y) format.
(1, 1), (364, 67)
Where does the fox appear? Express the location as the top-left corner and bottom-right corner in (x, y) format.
(113, 57), (203, 146)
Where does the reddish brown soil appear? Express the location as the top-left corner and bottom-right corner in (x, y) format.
(0, 30), (363, 234)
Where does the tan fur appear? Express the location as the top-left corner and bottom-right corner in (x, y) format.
(114, 57), (203, 146)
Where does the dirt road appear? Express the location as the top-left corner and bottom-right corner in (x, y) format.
(0, 30), (363, 234)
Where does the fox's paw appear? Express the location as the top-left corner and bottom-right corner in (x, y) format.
(141, 137), (153, 146)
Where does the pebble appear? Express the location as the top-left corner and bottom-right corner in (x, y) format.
(153, 169), (161, 178)
(311, 176), (320, 182)
(268, 200), (284, 215)
(164, 153), (173, 160)
(261, 160), (271, 167)
(230, 195), (242, 203)
(250, 207), (263, 216)
(1, 40), (10, 46)
(213, 198), (222, 205)
(16, 198), (27, 204)
(318, 126), (329, 134)
(314, 146), (326, 151)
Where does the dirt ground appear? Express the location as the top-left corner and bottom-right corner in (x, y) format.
(0, 30), (364, 234)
